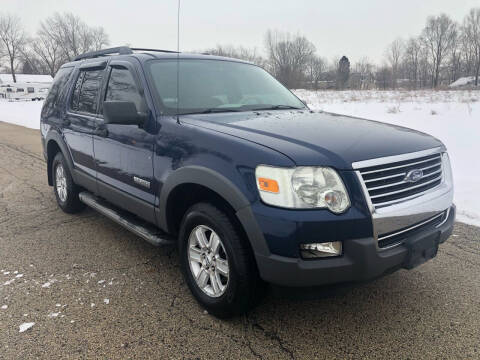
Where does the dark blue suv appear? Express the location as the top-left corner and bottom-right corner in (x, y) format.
(41, 47), (455, 317)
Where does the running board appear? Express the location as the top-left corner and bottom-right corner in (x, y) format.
(79, 191), (175, 247)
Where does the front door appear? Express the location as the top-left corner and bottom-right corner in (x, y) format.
(93, 60), (156, 223)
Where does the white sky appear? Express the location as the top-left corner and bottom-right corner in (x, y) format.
(3, 0), (479, 64)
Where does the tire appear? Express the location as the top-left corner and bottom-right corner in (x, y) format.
(52, 152), (84, 213)
(179, 203), (262, 318)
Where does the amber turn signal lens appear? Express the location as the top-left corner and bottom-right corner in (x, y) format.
(258, 178), (279, 193)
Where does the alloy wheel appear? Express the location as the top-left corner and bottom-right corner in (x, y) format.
(55, 163), (68, 202)
(187, 225), (230, 298)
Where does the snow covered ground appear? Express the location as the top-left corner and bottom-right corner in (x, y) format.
(296, 89), (480, 226)
(0, 100), (43, 129)
(1, 91), (479, 226)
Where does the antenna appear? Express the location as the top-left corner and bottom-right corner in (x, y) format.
(177, 0), (181, 53)
(176, 0), (181, 121)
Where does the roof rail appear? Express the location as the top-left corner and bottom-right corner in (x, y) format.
(74, 46), (133, 61)
(130, 48), (179, 54)
(74, 46), (180, 61)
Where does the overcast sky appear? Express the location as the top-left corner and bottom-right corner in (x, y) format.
(3, 0), (479, 63)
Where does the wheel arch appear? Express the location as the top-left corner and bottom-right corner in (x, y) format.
(45, 132), (75, 186)
(158, 166), (250, 233)
(158, 166), (271, 258)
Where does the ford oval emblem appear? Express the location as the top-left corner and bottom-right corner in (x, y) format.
(405, 169), (424, 183)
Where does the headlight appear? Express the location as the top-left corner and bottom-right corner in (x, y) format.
(255, 165), (350, 213)
(441, 152), (453, 186)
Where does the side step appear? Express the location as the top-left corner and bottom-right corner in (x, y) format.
(79, 191), (175, 247)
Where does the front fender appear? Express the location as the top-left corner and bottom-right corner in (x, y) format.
(157, 165), (270, 257)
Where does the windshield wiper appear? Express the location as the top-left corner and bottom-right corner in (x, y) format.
(180, 108), (241, 115)
(251, 105), (305, 111)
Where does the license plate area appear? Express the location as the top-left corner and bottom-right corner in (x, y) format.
(403, 232), (439, 269)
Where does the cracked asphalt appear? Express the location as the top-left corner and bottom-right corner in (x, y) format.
(0, 121), (479, 359)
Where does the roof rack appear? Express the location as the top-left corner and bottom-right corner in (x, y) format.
(74, 47), (132, 61)
(74, 46), (179, 61)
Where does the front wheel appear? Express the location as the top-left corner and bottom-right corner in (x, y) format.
(179, 203), (262, 318)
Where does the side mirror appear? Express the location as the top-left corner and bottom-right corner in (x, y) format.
(103, 101), (146, 126)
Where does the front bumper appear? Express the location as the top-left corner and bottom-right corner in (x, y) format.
(254, 204), (455, 287)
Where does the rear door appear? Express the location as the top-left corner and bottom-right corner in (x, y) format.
(64, 63), (106, 180)
(93, 60), (157, 223)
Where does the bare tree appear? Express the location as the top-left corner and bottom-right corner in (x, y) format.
(448, 27), (461, 83)
(90, 27), (110, 52)
(306, 55), (327, 90)
(204, 45), (265, 66)
(421, 14), (457, 87)
(265, 30), (315, 88)
(463, 8), (480, 86)
(386, 38), (404, 89)
(0, 14), (26, 83)
(418, 45), (432, 88)
(28, 19), (66, 76)
(403, 37), (421, 88)
(376, 64), (392, 90)
(353, 57), (375, 89)
(17, 40), (45, 75)
(43, 12), (109, 62)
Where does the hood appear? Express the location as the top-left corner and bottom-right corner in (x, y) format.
(181, 110), (444, 169)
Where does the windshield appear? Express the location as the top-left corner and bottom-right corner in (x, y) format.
(148, 59), (306, 116)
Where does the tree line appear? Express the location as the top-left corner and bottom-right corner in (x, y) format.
(208, 8), (480, 90)
(0, 12), (109, 81)
(1, 8), (479, 90)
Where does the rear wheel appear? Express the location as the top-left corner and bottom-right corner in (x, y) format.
(52, 152), (84, 213)
(179, 203), (262, 318)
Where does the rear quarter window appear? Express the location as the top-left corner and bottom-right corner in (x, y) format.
(41, 67), (74, 118)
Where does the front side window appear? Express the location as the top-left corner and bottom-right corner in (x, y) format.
(27, 87), (35, 93)
(105, 67), (144, 112)
(147, 59), (305, 116)
(70, 69), (103, 115)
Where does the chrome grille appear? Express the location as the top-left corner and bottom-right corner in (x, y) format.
(377, 210), (448, 249)
(358, 153), (443, 208)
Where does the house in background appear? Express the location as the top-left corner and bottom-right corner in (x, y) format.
(0, 74), (53, 100)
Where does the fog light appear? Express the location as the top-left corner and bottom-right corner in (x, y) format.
(300, 242), (342, 258)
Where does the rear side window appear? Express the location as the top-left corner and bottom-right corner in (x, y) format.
(42, 67), (74, 119)
(70, 69), (104, 115)
(105, 67), (144, 111)
(44, 67), (74, 107)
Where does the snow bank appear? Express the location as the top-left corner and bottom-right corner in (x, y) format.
(296, 89), (480, 227)
(0, 74), (53, 84)
(0, 100), (43, 129)
(449, 76), (477, 88)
